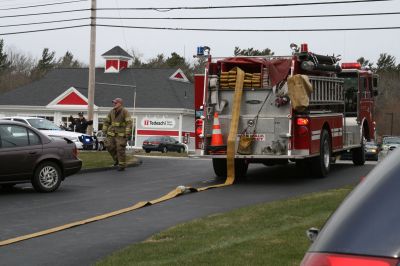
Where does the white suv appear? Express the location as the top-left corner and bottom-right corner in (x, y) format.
(1, 117), (94, 150)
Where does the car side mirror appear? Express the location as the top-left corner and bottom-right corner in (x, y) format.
(306, 227), (319, 243)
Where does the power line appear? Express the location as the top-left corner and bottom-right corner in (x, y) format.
(0, 1), (393, 20)
(0, 24), (87, 36)
(96, 0), (392, 11)
(2, 11), (395, 29)
(97, 11), (400, 21)
(0, 17), (88, 28)
(0, 0), (88, 11)
(1, 23), (399, 36)
(96, 24), (400, 32)
(0, 8), (89, 19)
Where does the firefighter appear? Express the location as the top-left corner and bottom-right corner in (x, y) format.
(102, 97), (132, 171)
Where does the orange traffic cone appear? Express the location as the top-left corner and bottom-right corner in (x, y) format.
(209, 112), (227, 154)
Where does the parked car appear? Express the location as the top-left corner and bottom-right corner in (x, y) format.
(382, 135), (400, 149)
(301, 148), (400, 266)
(1, 117), (94, 150)
(364, 141), (380, 161)
(0, 120), (82, 192)
(379, 136), (400, 160)
(340, 141), (379, 161)
(142, 136), (186, 153)
(95, 131), (106, 151)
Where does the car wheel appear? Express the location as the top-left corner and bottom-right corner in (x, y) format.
(145, 149), (151, 153)
(311, 129), (331, 178)
(161, 146), (168, 153)
(32, 161), (62, 193)
(178, 147), (185, 153)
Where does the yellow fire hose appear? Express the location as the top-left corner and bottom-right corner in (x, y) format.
(0, 69), (245, 247)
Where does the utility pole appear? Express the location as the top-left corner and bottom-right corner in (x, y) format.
(87, 0), (96, 135)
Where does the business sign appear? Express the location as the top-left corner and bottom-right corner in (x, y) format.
(141, 116), (176, 129)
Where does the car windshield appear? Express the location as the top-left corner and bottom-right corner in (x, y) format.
(27, 118), (61, 130)
(383, 137), (400, 144)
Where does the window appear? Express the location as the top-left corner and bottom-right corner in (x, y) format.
(359, 77), (370, 99)
(27, 118), (60, 130)
(0, 125), (29, 147)
(28, 129), (41, 145)
(373, 76), (379, 87)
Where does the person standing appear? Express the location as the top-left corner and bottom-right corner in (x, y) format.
(75, 112), (91, 134)
(102, 98), (132, 171)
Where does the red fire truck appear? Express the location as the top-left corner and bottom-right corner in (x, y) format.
(194, 44), (378, 179)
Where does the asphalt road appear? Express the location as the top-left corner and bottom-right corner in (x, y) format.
(0, 157), (377, 266)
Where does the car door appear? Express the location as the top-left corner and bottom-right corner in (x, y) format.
(163, 137), (172, 151)
(0, 125), (43, 181)
(168, 137), (177, 151)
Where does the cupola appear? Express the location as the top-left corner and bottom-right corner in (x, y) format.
(101, 46), (133, 73)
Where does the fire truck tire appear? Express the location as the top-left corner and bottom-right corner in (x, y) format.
(311, 129), (331, 178)
(212, 158), (248, 182)
(352, 136), (366, 166)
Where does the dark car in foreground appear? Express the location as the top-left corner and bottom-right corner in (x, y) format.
(142, 136), (186, 153)
(0, 121), (82, 192)
(301, 148), (400, 266)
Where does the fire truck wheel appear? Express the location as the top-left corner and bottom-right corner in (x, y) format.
(312, 129), (331, 178)
(352, 136), (366, 166)
(212, 158), (248, 182)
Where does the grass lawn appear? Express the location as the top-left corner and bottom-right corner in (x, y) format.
(78, 150), (140, 169)
(95, 186), (353, 266)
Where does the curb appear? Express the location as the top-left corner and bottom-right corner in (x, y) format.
(78, 159), (143, 174)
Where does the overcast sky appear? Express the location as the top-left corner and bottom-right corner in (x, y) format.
(1, 0), (399, 67)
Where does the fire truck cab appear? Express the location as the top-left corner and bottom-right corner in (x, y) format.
(194, 44), (377, 180)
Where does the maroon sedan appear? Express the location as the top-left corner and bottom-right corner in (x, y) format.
(0, 120), (82, 192)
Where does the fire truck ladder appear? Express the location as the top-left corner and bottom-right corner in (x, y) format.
(308, 76), (344, 105)
(308, 75), (348, 149)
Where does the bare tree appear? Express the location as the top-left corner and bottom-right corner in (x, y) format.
(128, 48), (144, 68)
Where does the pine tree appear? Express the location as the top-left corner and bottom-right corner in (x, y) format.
(0, 39), (11, 73)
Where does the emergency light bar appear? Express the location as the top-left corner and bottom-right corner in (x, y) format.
(341, 62), (361, 70)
